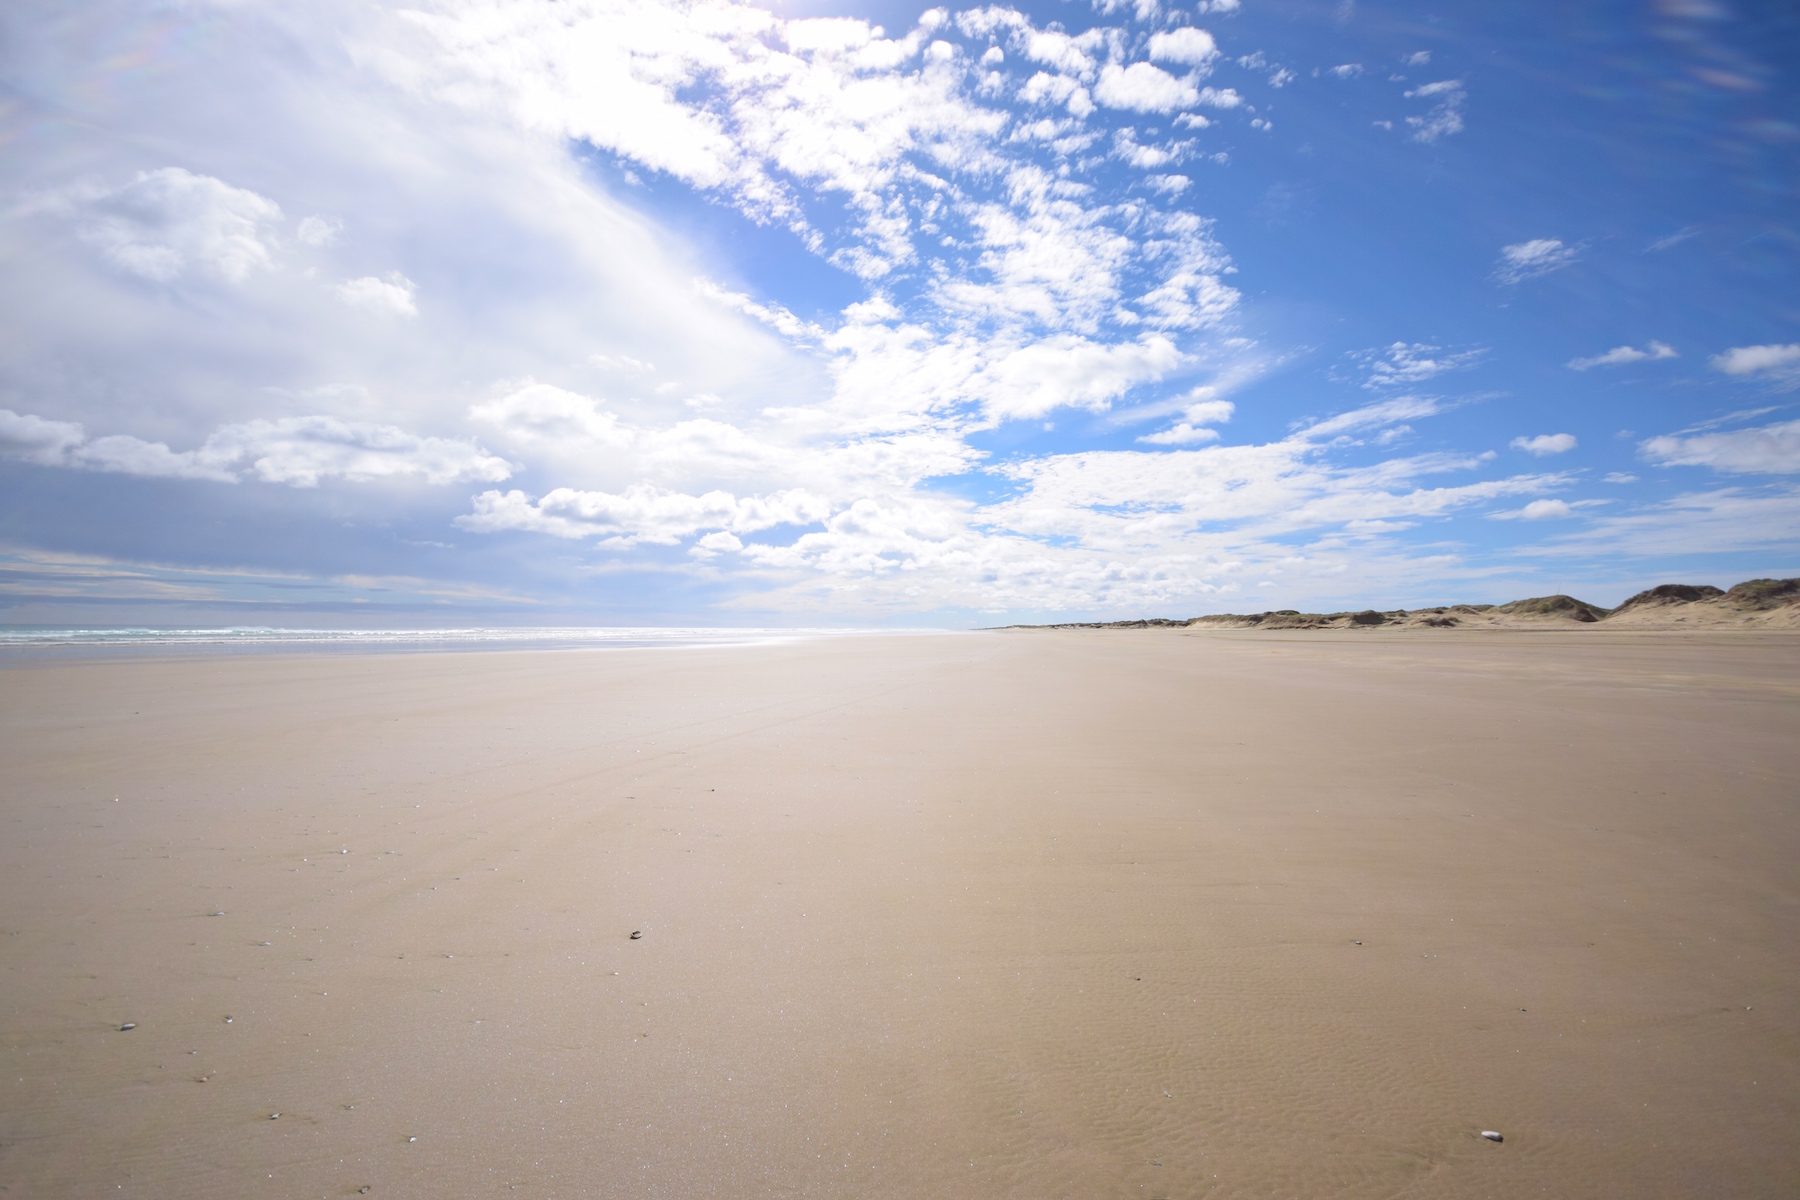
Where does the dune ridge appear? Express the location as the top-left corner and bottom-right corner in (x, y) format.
(1009, 576), (1800, 631)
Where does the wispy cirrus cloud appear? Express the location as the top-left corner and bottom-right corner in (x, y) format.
(1352, 342), (1486, 390)
(1568, 341), (1677, 370)
(1641, 418), (1800, 474)
(1496, 238), (1581, 284)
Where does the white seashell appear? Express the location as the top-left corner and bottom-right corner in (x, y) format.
(1480, 1130), (1503, 1142)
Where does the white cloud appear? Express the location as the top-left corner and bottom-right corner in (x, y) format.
(1094, 63), (1200, 113)
(13, 0), (1725, 621)
(1645, 228), (1697, 253)
(1603, 473), (1637, 483)
(1523, 486), (1800, 558)
(1489, 498), (1573, 520)
(1496, 238), (1581, 284)
(469, 382), (631, 448)
(1511, 433), (1577, 456)
(1146, 28), (1218, 68)
(0, 409), (510, 487)
(1711, 343), (1800, 378)
(1640, 418), (1800, 474)
(1112, 128), (1177, 168)
(1404, 51), (1431, 66)
(1327, 63), (1363, 78)
(1403, 79), (1464, 142)
(457, 484), (831, 545)
(46, 167), (282, 283)
(975, 334), (1185, 420)
(337, 273), (419, 317)
(1355, 341), (1485, 389)
(1139, 396), (1233, 444)
(296, 215), (343, 247)
(1017, 27), (1109, 79)
(1299, 395), (1445, 441)
(689, 530), (744, 557)
(0, 409), (86, 465)
(1567, 341), (1677, 370)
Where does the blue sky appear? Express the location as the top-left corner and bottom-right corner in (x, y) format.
(1, 0), (1796, 625)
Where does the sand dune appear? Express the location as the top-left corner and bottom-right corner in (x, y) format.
(1, 631), (1797, 1197)
(1019, 576), (1800, 631)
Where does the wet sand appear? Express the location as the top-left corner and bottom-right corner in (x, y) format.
(2, 630), (1797, 1198)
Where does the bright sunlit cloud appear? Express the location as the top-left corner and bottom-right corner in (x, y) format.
(0, 0), (1793, 622)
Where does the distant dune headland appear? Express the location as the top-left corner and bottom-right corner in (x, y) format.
(1008, 576), (1800, 631)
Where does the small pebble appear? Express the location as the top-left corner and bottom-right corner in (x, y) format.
(119, 1022), (136, 1032)
(209, 911), (226, 917)
(408, 1136), (417, 1143)
(1480, 1130), (1503, 1142)
(224, 1016), (233, 1023)
(1354, 941), (1362, 945)
(629, 930), (642, 940)
(270, 1113), (280, 1120)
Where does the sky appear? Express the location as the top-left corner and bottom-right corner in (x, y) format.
(1, 0), (1797, 626)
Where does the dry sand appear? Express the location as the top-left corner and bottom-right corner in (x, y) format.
(1, 630), (1797, 1198)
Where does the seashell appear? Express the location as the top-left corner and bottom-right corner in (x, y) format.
(629, 930), (642, 940)
(1480, 1130), (1503, 1142)
(119, 1022), (136, 1031)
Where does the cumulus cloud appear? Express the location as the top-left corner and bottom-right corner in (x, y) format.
(0, 409), (510, 487)
(1511, 433), (1577, 456)
(1711, 343), (1800, 380)
(1640, 419), (1800, 474)
(1094, 63), (1200, 113)
(1496, 238), (1581, 284)
(1146, 28), (1219, 68)
(1567, 341), (1677, 370)
(337, 273), (419, 317)
(457, 484), (831, 546)
(4, 0), (1703, 620)
(974, 335), (1185, 420)
(45, 167), (282, 283)
(0, 409), (86, 465)
(469, 382), (630, 448)
(1327, 63), (1363, 78)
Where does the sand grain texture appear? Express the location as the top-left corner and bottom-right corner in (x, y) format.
(2, 631), (1797, 1198)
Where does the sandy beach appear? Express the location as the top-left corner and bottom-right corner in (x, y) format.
(2, 629), (1797, 1198)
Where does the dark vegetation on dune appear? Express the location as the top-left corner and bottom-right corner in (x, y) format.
(1003, 578), (1800, 630)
